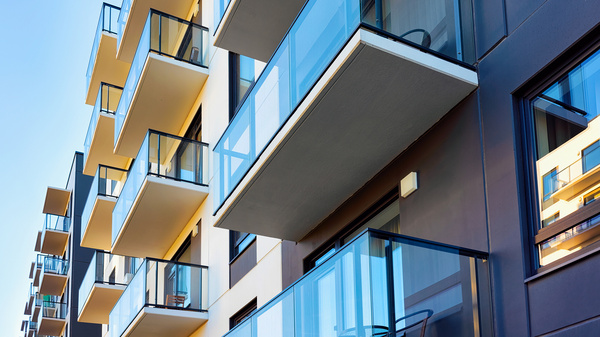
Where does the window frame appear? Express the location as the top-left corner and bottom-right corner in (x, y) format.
(230, 231), (257, 263)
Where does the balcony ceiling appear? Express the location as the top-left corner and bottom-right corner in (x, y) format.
(214, 29), (478, 241)
(112, 176), (208, 258)
(84, 114), (130, 176)
(81, 197), (116, 251)
(40, 230), (69, 256)
(42, 187), (71, 216)
(79, 284), (126, 324)
(214, 0), (306, 62)
(39, 273), (68, 296)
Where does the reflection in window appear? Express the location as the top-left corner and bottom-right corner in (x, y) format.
(531, 47), (600, 267)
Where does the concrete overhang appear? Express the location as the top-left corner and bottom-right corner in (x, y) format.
(42, 187), (71, 216)
(84, 113), (130, 176)
(78, 283), (126, 324)
(121, 307), (208, 337)
(86, 33), (130, 105)
(81, 196), (117, 251)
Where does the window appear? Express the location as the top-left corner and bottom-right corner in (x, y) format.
(305, 191), (399, 271)
(230, 231), (256, 261)
(230, 298), (257, 329)
(229, 53), (257, 120)
(525, 46), (600, 269)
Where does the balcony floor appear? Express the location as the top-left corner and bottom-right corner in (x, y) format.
(215, 29), (478, 241)
(122, 307), (208, 337)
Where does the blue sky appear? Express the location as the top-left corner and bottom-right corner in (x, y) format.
(0, 0), (119, 334)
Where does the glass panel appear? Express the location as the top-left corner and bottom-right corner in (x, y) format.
(40, 301), (68, 320)
(117, 0), (132, 49)
(109, 259), (208, 337)
(42, 257), (68, 276)
(224, 230), (491, 337)
(86, 4), (121, 94)
(84, 83), (123, 167)
(44, 213), (70, 232)
(214, 0), (233, 31)
(114, 11), (209, 144)
(532, 48), (600, 266)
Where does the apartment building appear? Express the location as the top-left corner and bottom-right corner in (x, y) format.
(19, 0), (600, 336)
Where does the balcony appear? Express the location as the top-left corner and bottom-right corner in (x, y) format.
(213, 0), (478, 241)
(40, 213), (70, 256)
(39, 257), (69, 296)
(79, 251), (143, 324)
(42, 187), (70, 217)
(26, 283), (37, 315)
(112, 131), (209, 258)
(31, 293), (46, 322)
(549, 143), (600, 200)
(116, 0), (199, 62)
(109, 259), (208, 337)
(214, 0), (305, 62)
(27, 320), (36, 337)
(84, 83), (130, 176)
(34, 231), (41, 252)
(114, 10), (209, 158)
(82, 166), (129, 250)
(29, 255), (44, 287)
(224, 229), (492, 337)
(86, 3), (130, 105)
(37, 301), (67, 337)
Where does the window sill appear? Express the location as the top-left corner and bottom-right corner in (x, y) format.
(525, 242), (600, 283)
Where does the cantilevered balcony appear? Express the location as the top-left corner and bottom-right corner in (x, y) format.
(31, 293), (46, 322)
(214, 0), (305, 61)
(82, 166), (128, 250)
(39, 257), (68, 296)
(79, 251), (143, 324)
(114, 10), (209, 158)
(213, 0), (478, 241)
(109, 259), (208, 337)
(40, 213), (70, 256)
(549, 143), (600, 200)
(30, 254), (44, 287)
(37, 301), (67, 337)
(26, 283), (37, 315)
(86, 3), (131, 105)
(84, 83), (130, 176)
(112, 131), (209, 258)
(116, 0), (199, 62)
(224, 229), (492, 337)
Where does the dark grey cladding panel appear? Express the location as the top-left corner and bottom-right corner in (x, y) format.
(528, 255), (600, 336)
(504, 0), (545, 34)
(473, 0), (506, 59)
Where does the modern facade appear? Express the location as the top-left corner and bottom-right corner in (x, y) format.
(18, 0), (600, 336)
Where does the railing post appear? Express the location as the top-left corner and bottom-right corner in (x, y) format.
(385, 237), (396, 337)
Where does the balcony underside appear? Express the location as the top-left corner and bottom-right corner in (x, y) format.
(214, 0), (305, 62)
(40, 230), (69, 256)
(122, 307), (208, 337)
(38, 317), (65, 337)
(87, 33), (130, 105)
(82, 197), (117, 250)
(112, 176), (208, 258)
(24, 302), (31, 315)
(32, 266), (41, 287)
(34, 231), (42, 252)
(39, 273), (68, 296)
(554, 165), (600, 200)
(79, 284), (126, 324)
(117, 0), (197, 62)
(114, 53), (209, 158)
(215, 29), (478, 241)
(43, 187), (70, 216)
(32, 305), (40, 322)
(84, 114), (130, 176)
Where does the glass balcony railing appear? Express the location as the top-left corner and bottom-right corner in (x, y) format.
(42, 257), (68, 276)
(81, 165), (128, 239)
(28, 320), (37, 333)
(35, 254), (44, 269)
(109, 258), (209, 337)
(214, 0), (475, 211)
(546, 143), (600, 198)
(114, 10), (209, 147)
(224, 229), (491, 337)
(112, 130), (209, 245)
(116, 0), (131, 50)
(87, 3), (121, 93)
(43, 213), (70, 233)
(79, 251), (143, 317)
(214, 0), (232, 32)
(84, 83), (123, 166)
(39, 301), (68, 320)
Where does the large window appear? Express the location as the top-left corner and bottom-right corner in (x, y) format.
(229, 53), (260, 120)
(527, 46), (600, 269)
